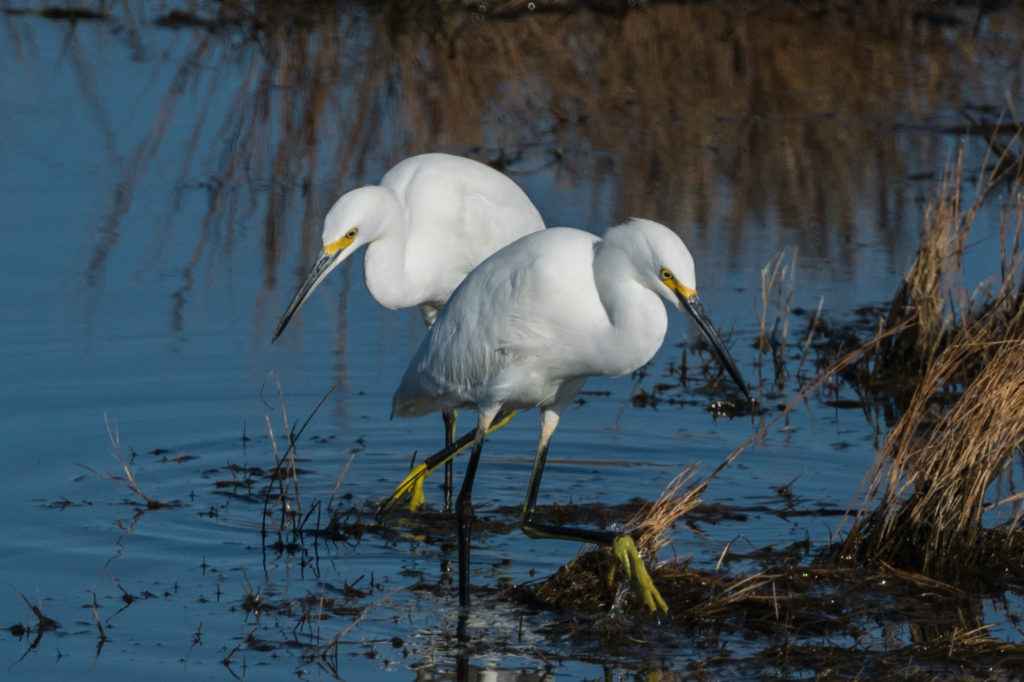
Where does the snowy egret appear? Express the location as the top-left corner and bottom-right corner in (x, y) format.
(272, 153), (545, 508)
(390, 218), (751, 611)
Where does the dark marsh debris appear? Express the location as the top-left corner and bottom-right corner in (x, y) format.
(512, 529), (1024, 680)
(4, 7), (108, 21)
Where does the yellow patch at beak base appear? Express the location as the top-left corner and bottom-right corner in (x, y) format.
(323, 234), (355, 255)
(677, 283), (696, 298)
(665, 275), (696, 299)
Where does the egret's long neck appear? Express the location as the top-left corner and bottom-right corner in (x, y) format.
(361, 189), (415, 311)
(592, 244), (668, 376)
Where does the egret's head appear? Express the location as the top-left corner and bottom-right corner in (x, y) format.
(611, 218), (750, 402)
(272, 187), (392, 342)
(604, 218), (697, 304)
(321, 186), (395, 254)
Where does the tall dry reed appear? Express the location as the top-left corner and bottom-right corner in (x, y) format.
(843, 340), (1024, 577)
(839, 130), (1024, 580)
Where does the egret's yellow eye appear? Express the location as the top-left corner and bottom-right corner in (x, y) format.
(660, 268), (673, 282)
(324, 227), (359, 254)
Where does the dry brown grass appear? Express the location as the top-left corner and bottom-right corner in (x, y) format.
(868, 141), (1024, 383)
(837, 131), (1024, 580)
(625, 466), (701, 556)
(79, 415), (169, 510)
(843, 339), (1024, 577)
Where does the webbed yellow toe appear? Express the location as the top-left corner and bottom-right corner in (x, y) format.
(406, 474), (427, 511)
(379, 462), (429, 514)
(611, 535), (668, 613)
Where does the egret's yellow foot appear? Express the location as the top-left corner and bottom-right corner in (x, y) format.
(610, 535), (668, 613)
(407, 474), (427, 511)
(381, 462), (430, 513)
(382, 411), (518, 513)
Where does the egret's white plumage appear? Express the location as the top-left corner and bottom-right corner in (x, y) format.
(390, 218), (750, 611)
(394, 224), (707, 416)
(273, 152), (544, 337)
(273, 153), (545, 511)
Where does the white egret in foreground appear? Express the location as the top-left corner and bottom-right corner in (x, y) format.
(273, 153), (544, 508)
(390, 218), (750, 611)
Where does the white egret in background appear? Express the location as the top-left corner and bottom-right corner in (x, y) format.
(388, 218), (751, 611)
(273, 153), (545, 509)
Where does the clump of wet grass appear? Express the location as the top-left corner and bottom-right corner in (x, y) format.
(835, 129), (1024, 582)
(510, 469), (704, 614)
(512, 527), (1024, 679)
(840, 338), (1024, 582)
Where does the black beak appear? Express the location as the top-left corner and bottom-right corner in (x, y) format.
(678, 292), (751, 403)
(273, 249), (340, 342)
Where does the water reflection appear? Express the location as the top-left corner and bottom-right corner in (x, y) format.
(6, 2), (1017, 326)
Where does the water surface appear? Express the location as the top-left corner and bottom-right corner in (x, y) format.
(2, 2), (1022, 679)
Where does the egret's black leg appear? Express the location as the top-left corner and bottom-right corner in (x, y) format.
(442, 410), (457, 513)
(519, 410), (668, 612)
(519, 410), (615, 544)
(455, 440), (481, 607)
(379, 412), (517, 515)
(455, 411), (496, 608)
(378, 429), (477, 516)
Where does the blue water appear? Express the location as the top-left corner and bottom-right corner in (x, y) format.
(2, 2), (1022, 679)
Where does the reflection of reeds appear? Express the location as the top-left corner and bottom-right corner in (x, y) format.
(839, 140), (1024, 580)
(56, 2), (1024, 333)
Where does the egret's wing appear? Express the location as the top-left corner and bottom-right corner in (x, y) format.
(388, 154), (544, 306)
(393, 228), (601, 417)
